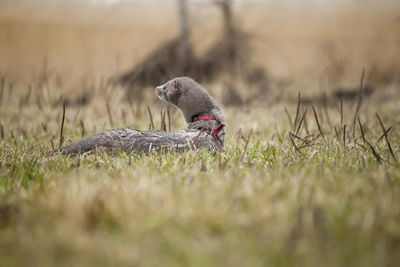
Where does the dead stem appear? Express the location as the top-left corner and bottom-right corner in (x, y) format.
(343, 125), (346, 148)
(365, 139), (382, 164)
(167, 108), (171, 132)
(352, 68), (365, 137)
(312, 106), (325, 142)
(376, 113), (398, 164)
(375, 127), (392, 145)
(289, 132), (305, 156)
(296, 108), (307, 136)
(160, 109), (167, 131)
(59, 103), (66, 148)
(106, 101), (114, 128)
(293, 92), (301, 132)
(284, 107), (293, 128)
(0, 123), (4, 140)
(147, 105), (155, 130)
(358, 117), (366, 144)
(80, 119), (85, 137)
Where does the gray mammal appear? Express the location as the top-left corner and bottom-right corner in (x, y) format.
(59, 77), (225, 155)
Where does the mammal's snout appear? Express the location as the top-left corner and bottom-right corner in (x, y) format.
(155, 85), (166, 99)
(155, 85), (163, 94)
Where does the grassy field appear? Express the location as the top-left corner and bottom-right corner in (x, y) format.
(1, 73), (400, 266)
(1, 0), (400, 266)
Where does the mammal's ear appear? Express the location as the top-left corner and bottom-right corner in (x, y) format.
(173, 80), (181, 93)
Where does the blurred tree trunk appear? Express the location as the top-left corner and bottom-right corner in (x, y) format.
(219, 0), (234, 38)
(214, 0), (239, 66)
(178, 0), (192, 66)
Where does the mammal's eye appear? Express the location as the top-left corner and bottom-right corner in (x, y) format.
(163, 86), (167, 90)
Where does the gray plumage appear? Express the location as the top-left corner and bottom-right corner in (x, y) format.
(58, 77), (225, 155)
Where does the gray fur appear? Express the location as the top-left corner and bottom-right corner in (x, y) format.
(156, 77), (223, 123)
(58, 77), (225, 155)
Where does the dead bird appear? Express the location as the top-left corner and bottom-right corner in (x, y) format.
(58, 77), (225, 155)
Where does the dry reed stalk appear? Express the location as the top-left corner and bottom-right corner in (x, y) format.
(356, 142), (368, 151)
(376, 114), (398, 163)
(147, 105), (155, 130)
(375, 127), (392, 145)
(357, 117), (366, 144)
(167, 108), (171, 132)
(290, 132), (304, 142)
(293, 92), (301, 132)
(343, 125), (346, 148)
(80, 119), (85, 137)
(59, 103), (66, 148)
(299, 135), (316, 149)
(309, 133), (322, 144)
(284, 107), (293, 128)
(106, 101), (114, 127)
(365, 139), (382, 164)
(160, 109), (167, 131)
(303, 114), (310, 135)
(290, 132), (311, 149)
(296, 108), (307, 135)
(352, 68), (365, 137)
(289, 132), (304, 156)
(192, 129), (204, 146)
(0, 123), (4, 140)
(312, 106), (325, 141)
(50, 139), (55, 151)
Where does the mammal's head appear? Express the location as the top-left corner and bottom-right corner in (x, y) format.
(155, 77), (222, 123)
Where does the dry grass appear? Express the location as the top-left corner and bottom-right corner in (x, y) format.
(1, 68), (400, 266)
(1, 1), (400, 266)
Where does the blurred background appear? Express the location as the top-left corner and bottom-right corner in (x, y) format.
(0, 0), (399, 106)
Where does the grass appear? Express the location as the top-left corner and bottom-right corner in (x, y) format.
(1, 72), (400, 266)
(1, 1), (400, 266)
